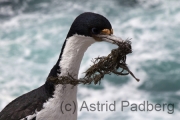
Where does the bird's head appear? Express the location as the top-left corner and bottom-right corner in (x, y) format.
(66, 12), (123, 44)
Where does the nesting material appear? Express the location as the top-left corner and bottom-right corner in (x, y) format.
(47, 37), (140, 86)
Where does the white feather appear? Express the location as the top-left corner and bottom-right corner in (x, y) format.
(21, 112), (37, 120)
(34, 34), (95, 120)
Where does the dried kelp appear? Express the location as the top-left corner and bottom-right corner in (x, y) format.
(47, 38), (140, 86)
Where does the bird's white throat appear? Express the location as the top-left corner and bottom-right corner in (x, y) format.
(59, 34), (96, 76)
(35, 34), (95, 120)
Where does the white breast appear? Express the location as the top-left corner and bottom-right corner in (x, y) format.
(35, 34), (95, 120)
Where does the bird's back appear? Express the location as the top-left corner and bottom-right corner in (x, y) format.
(0, 81), (55, 120)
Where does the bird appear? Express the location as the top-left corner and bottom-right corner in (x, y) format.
(0, 12), (118, 120)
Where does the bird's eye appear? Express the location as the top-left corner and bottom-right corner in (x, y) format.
(91, 28), (99, 34)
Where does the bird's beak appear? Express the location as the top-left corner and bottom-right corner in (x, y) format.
(94, 29), (124, 44)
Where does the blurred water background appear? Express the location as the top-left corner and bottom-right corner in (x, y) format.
(0, 0), (180, 119)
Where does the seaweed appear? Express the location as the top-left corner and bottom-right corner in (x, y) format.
(47, 38), (140, 86)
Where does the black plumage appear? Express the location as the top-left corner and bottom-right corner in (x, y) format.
(0, 81), (54, 120)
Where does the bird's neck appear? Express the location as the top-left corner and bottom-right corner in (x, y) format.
(51, 34), (95, 96)
(55, 34), (95, 104)
(58, 34), (95, 77)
